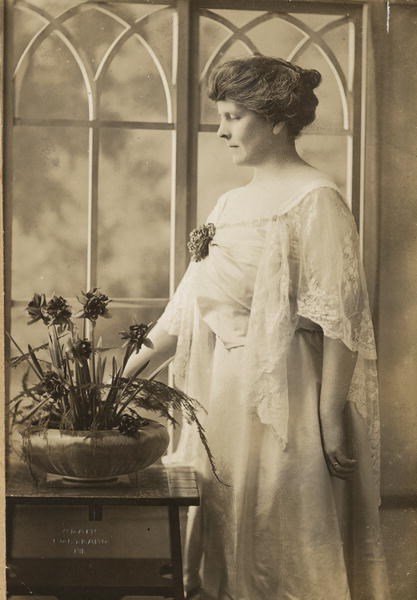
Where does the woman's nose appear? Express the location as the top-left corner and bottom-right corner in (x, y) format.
(217, 122), (230, 139)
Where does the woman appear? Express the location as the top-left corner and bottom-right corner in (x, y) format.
(124, 56), (390, 600)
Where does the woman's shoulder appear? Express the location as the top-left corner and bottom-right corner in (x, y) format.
(205, 186), (247, 223)
(295, 166), (340, 195)
(296, 182), (350, 216)
(292, 183), (357, 240)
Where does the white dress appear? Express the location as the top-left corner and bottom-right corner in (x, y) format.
(159, 180), (391, 600)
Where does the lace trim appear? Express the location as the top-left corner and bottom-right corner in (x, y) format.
(243, 215), (297, 449)
(216, 215), (274, 230)
(296, 192), (377, 359)
(297, 295), (377, 359)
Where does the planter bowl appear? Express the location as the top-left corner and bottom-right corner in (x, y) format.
(22, 420), (170, 483)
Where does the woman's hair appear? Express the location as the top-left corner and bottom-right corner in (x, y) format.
(207, 55), (321, 138)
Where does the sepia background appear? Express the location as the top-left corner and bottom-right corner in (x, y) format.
(2, 0), (417, 598)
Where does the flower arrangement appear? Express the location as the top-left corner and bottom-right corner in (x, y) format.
(8, 289), (218, 478)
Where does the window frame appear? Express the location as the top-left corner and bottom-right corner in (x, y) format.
(2, 0), (368, 349)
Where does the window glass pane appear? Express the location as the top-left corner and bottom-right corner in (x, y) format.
(292, 43), (347, 132)
(323, 22), (353, 89)
(98, 129), (171, 298)
(199, 15), (229, 77)
(16, 32), (89, 120)
(288, 12), (342, 31)
(244, 16), (305, 60)
(297, 134), (347, 198)
(65, 7), (125, 74)
(211, 9), (262, 28)
(21, 0), (82, 16)
(137, 7), (176, 109)
(12, 126), (89, 298)
(13, 6), (45, 72)
(99, 10), (174, 123)
(109, 3), (170, 23)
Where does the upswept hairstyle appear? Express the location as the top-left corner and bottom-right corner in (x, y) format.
(207, 55), (321, 138)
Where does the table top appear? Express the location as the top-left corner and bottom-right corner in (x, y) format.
(6, 463), (200, 506)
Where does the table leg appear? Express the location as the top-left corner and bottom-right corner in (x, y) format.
(168, 505), (185, 600)
(6, 500), (15, 559)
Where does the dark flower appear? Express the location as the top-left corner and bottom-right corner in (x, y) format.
(45, 295), (72, 327)
(76, 288), (111, 322)
(119, 322), (155, 353)
(37, 371), (69, 400)
(118, 413), (149, 435)
(26, 294), (72, 327)
(26, 293), (49, 325)
(71, 338), (92, 361)
(187, 222), (216, 262)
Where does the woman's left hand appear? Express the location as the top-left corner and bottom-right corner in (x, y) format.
(319, 410), (357, 479)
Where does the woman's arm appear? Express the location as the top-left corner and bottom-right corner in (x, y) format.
(319, 336), (358, 479)
(122, 321), (178, 379)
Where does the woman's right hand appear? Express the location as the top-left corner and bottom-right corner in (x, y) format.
(319, 409), (357, 479)
(122, 321), (177, 379)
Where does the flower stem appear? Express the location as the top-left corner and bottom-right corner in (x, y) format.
(6, 332), (43, 380)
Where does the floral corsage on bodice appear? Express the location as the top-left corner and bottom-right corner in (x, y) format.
(187, 222), (216, 262)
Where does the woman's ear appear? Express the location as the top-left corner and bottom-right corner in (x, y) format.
(272, 122), (285, 135)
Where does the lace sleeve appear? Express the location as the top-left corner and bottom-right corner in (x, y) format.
(296, 189), (381, 488)
(297, 188), (376, 359)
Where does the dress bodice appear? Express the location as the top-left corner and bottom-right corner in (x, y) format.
(194, 220), (267, 348)
(192, 178), (340, 349)
(159, 179), (378, 459)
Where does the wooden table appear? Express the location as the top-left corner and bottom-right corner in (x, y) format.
(6, 464), (200, 600)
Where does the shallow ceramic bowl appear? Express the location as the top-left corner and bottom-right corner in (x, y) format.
(22, 420), (170, 483)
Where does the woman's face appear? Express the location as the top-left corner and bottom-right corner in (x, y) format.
(216, 100), (276, 167)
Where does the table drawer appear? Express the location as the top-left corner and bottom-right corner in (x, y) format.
(10, 505), (188, 559)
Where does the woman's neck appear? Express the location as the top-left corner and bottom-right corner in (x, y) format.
(250, 139), (310, 186)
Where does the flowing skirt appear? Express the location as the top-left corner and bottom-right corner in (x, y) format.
(180, 328), (390, 600)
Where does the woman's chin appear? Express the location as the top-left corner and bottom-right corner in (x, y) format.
(231, 154), (248, 166)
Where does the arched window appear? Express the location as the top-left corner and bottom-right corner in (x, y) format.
(4, 0), (366, 388)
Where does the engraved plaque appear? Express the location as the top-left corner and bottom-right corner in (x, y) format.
(10, 505), (186, 559)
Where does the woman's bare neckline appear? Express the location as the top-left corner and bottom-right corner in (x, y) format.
(216, 175), (339, 228)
